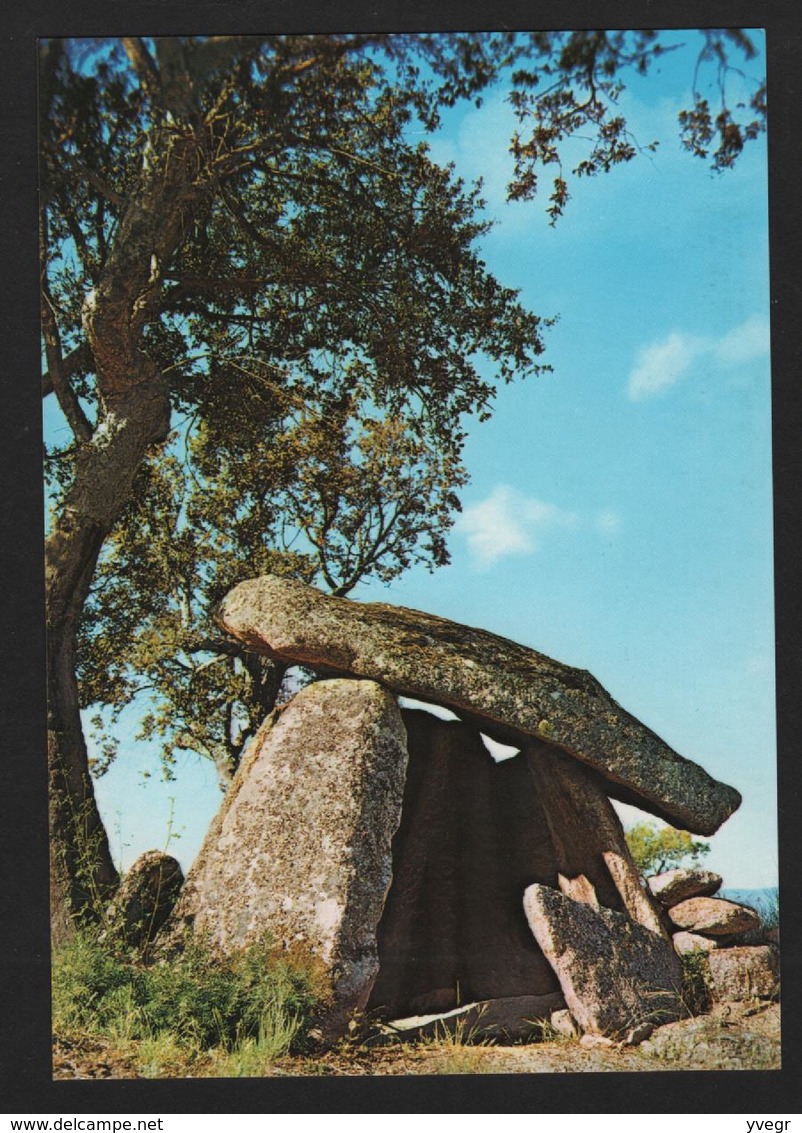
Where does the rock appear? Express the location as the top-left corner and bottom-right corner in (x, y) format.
(369, 710), (561, 1018)
(580, 1033), (616, 1049)
(523, 883), (683, 1038)
(672, 931), (721, 955)
(648, 868), (723, 907)
(525, 741), (666, 936)
(380, 992), (566, 1043)
(217, 575), (740, 835)
(104, 850), (183, 951)
(624, 1021), (654, 1046)
(550, 1008), (579, 1038)
(707, 945), (779, 1001)
(164, 679), (408, 1037)
(668, 896), (761, 936)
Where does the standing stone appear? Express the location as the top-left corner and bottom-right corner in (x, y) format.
(648, 868), (723, 907)
(165, 679), (408, 1036)
(217, 575), (741, 835)
(369, 711), (561, 1018)
(525, 741), (666, 937)
(668, 896), (760, 936)
(104, 850), (183, 952)
(707, 945), (779, 1001)
(523, 883), (683, 1037)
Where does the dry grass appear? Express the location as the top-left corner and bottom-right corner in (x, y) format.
(54, 1000), (780, 1078)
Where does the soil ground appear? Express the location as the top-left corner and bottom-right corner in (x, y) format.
(52, 999), (780, 1078)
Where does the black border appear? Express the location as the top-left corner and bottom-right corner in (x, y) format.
(2, 0), (800, 1115)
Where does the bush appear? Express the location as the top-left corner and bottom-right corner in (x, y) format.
(52, 931), (324, 1058)
(679, 948), (713, 1016)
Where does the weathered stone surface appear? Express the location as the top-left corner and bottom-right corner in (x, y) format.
(523, 883), (683, 1037)
(668, 896), (760, 936)
(648, 868), (723, 907)
(580, 1033), (616, 1049)
(218, 575), (740, 835)
(104, 850), (183, 951)
(672, 931), (721, 955)
(525, 741), (666, 936)
(707, 945), (780, 1001)
(624, 1021), (655, 1046)
(369, 711), (561, 1018)
(165, 679), (408, 1035)
(550, 1008), (579, 1038)
(381, 992), (566, 1043)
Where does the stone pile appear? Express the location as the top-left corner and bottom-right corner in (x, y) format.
(151, 575), (762, 1042)
(647, 868), (779, 1002)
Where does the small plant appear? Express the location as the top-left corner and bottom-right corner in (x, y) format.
(679, 948), (713, 1016)
(52, 930), (324, 1074)
(421, 1007), (494, 1074)
(212, 1005), (305, 1077)
(526, 1015), (572, 1044)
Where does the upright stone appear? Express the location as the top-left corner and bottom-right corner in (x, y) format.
(525, 741), (666, 937)
(165, 679), (408, 1036)
(369, 711), (561, 1018)
(523, 883), (683, 1037)
(218, 575), (740, 835)
(104, 850), (184, 952)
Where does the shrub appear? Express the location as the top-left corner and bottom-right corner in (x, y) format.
(52, 931), (323, 1059)
(679, 948), (713, 1016)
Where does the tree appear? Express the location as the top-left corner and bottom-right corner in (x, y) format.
(625, 821), (711, 877)
(77, 403), (469, 787)
(41, 32), (765, 941)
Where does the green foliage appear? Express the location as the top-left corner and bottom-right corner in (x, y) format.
(679, 948), (713, 1017)
(42, 32), (766, 830)
(625, 820), (710, 877)
(52, 931), (323, 1059)
(77, 399), (472, 782)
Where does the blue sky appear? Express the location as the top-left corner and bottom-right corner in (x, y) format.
(68, 31), (775, 888)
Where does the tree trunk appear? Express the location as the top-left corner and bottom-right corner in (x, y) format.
(47, 517), (117, 946)
(46, 114), (210, 942)
(46, 386), (172, 944)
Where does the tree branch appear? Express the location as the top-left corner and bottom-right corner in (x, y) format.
(40, 207), (93, 441)
(42, 340), (93, 400)
(122, 38), (161, 103)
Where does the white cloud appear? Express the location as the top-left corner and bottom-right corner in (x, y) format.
(627, 314), (770, 401)
(627, 331), (709, 401)
(456, 485), (578, 568)
(713, 313), (771, 366)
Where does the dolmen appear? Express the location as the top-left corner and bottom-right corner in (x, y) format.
(162, 575), (748, 1041)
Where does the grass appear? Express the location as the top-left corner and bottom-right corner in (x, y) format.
(421, 1014), (493, 1075)
(52, 930), (326, 1077)
(53, 925), (780, 1078)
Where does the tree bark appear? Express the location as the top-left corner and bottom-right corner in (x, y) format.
(46, 114), (211, 942)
